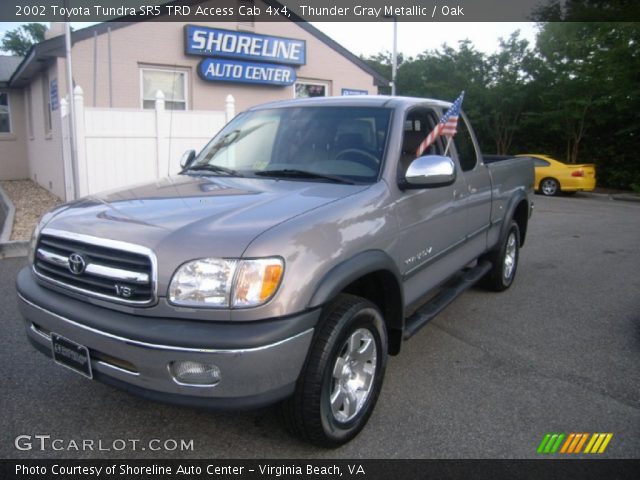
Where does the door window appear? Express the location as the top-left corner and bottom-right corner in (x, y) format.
(451, 115), (479, 171)
(400, 108), (444, 174)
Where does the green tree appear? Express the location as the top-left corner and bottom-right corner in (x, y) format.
(485, 32), (535, 154)
(361, 51), (404, 95)
(533, 23), (601, 164)
(394, 40), (493, 151)
(367, 18), (638, 189)
(531, 22), (639, 187)
(533, 0), (640, 21)
(1, 23), (47, 56)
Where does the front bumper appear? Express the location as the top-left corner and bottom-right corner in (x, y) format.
(17, 267), (317, 409)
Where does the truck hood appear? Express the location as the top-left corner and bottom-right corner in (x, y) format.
(45, 175), (367, 261)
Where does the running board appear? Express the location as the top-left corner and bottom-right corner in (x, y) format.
(403, 260), (492, 340)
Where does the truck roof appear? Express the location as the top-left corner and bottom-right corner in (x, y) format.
(247, 95), (452, 111)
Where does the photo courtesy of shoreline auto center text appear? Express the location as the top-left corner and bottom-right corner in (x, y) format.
(0, 1), (638, 479)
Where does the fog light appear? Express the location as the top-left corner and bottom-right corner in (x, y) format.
(169, 361), (221, 386)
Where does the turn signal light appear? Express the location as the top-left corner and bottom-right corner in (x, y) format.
(260, 264), (284, 302)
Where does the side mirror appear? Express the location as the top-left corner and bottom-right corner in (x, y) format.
(403, 155), (456, 189)
(180, 149), (196, 170)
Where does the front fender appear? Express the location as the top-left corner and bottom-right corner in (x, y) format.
(307, 250), (403, 309)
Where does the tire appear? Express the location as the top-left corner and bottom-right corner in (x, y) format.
(539, 177), (560, 196)
(481, 221), (520, 292)
(281, 294), (388, 447)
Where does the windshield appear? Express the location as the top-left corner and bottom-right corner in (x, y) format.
(187, 106), (392, 183)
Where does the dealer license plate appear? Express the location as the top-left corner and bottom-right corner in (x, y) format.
(51, 333), (93, 379)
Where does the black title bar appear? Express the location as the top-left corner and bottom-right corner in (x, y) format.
(2, 459), (640, 480)
(2, 0), (640, 22)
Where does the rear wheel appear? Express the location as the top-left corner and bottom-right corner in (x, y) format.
(481, 221), (520, 292)
(539, 177), (560, 196)
(281, 294), (388, 447)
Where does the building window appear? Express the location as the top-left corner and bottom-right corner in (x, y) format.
(141, 68), (187, 110)
(294, 81), (329, 99)
(42, 74), (52, 135)
(0, 91), (10, 133)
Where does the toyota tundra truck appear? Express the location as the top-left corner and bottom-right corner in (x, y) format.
(17, 96), (534, 446)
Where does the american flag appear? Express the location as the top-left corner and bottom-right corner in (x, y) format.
(416, 91), (465, 157)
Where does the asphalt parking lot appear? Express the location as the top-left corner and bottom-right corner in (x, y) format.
(1, 194), (638, 459)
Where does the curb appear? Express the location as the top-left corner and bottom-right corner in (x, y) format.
(0, 184), (27, 259)
(0, 240), (29, 259)
(0, 184), (16, 243)
(579, 192), (640, 203)
(579, 192), (612, 200)
(611, 193), (640, 203)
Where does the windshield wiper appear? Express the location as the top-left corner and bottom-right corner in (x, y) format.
(184, 164), (240, 176)
(254, 169), (354, 185)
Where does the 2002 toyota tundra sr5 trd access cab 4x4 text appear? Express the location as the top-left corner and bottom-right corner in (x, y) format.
(17, 96), (534, 446)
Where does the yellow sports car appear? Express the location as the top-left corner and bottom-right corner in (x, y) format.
(517, 154), (596, 196)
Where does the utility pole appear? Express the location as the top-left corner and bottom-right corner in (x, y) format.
(64, 18), (78, 199)
(391, 18), (397, 96)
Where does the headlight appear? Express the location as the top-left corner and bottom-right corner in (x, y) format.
(168, 257), (284, 308)
(168, 259), (238, 307)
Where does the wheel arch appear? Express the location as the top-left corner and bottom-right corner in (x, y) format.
(308, 250), (404, 356)
(512, 198), (529, 247)
(500, 193), (530, 248)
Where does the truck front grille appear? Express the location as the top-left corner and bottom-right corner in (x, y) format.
(33, 231), (156, 305)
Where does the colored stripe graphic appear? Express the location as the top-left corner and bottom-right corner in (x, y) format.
(584, 433), (613, 454)
(597, 434), (613, 453)
(550, 434), (565, 453)
(573, 433), (589, 453)
(560, 433), (575, 453)
(538, 433), (613, 454)
(537, 434), (551, 454)
(537, 433), (565, 454)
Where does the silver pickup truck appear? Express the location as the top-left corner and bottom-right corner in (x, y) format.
(17, 96), (533, 446)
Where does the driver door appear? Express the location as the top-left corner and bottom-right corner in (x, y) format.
(393, 107), (469, 306)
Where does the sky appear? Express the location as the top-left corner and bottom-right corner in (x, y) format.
(0, 21), (538, 57)
(312, 22), (538, 58)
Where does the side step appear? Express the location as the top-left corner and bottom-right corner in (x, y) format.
(403, 260), (492, 340)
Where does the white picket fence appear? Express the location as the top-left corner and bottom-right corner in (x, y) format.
(61, 86), (233, 199)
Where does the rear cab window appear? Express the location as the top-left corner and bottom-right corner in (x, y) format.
(451, 113), (480, 172)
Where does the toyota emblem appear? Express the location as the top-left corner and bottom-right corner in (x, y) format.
(68, 253), (86, 275)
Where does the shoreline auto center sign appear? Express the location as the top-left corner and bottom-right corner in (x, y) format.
(185, 25), (305, 86)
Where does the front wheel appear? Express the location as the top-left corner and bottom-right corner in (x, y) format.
(281, 294), (388, 447)
(481, 221), (520, 292)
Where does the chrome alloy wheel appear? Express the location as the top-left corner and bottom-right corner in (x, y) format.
(503, 232), (517, 281)
(541, 178), (559, 196)
(330, 328), (377, 423)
